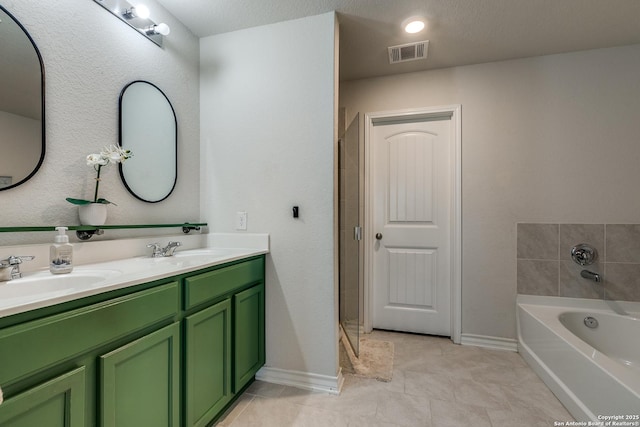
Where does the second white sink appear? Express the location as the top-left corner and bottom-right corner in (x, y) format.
(0, 269), (122, 308)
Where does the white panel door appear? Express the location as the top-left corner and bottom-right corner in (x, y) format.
(372, 119), (451, 335)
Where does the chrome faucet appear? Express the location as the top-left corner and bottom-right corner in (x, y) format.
(580, 270), (601, 283)
(0, 255), (35, 280)
(162, 241), (182, 256)
(147, 241), (182, 258)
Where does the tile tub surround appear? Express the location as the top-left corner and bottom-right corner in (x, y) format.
(216, 330), (573, 426)
(517, 223), (640, 302)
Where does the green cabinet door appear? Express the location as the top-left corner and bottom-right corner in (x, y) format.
(184, 298), (232, 427)
(100, 322), (180, 427)
(233, 283), (265, 392)
(0, 366), (85, 427)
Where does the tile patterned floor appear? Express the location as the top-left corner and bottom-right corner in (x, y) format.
(216, 330), (574, 426)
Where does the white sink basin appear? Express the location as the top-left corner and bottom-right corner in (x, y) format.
(0, 269), (122, 307)
(173, 249), (233, 257)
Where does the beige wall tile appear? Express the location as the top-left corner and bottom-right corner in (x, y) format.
(606, 224), (640, 262)
(604, 263), (640, 301)
(517, 260), (559, 296)
(517, 224), (559, 260)
(559, 261), (604, 299)
(560, 224), (604, 261)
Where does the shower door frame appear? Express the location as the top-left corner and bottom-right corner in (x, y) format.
(339, 113), (362, 356)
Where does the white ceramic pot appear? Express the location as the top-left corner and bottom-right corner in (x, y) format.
(78, 203), (107, 226)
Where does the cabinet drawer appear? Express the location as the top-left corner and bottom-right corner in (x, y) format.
(184, 258), (264, 310)
(0, 281), (178, 385)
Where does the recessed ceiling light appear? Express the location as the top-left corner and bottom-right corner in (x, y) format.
(403, 16), (426, 34)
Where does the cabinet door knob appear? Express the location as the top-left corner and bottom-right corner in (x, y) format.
(375, 233), (383, 240)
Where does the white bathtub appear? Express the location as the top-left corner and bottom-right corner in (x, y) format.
(517, 295), (640, 421)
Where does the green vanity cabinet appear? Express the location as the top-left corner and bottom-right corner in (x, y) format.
(184, 299), (232, 427)
(100, 322), (181, 427)
(0, 280), (179, 426)
(233, 282), (265, 392)
(0, 366), (86, 427)
(183, 256), (265, 426)
(0, 255), (265, 427)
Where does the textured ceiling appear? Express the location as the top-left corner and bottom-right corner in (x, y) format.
(155, 0), (640, 81)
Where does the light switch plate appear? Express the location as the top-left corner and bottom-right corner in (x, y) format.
(236, 211), (248, 230)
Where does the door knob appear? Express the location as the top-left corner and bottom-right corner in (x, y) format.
(375, 233), (383, 240)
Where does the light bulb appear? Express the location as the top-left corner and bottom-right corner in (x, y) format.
(402, 16), (426, 34)
(133, 5), (150, 19)
(154, 23), (170, 36)
(404, 20), (425, 33)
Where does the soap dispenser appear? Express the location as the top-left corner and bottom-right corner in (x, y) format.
(50, 226), (73, 274)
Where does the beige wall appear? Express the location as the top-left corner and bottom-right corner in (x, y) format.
(340, 44), (640, 339)
(0, 0), (200, 245)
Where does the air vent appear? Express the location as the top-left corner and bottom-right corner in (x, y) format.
(388, 40), (429, 64)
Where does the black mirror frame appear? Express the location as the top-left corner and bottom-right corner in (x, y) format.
(0, 5), (46, 192)
(118, 80), (178, 203)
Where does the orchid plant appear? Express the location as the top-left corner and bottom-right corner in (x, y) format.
(66, 145), (133, 205)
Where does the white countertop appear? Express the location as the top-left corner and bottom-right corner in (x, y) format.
(0, 247), (267, 319)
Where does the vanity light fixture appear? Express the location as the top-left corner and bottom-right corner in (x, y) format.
(91, 0), (168, 47)
(402, 16), (426, 34)
(122, 4), (150, 20)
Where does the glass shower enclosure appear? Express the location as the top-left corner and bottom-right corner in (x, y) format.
(339, 113), (361, 356)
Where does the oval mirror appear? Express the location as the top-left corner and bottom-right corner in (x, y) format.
(0, 5), (45, 191)
(119, 81), (177, 203)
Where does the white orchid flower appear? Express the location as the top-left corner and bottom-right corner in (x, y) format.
(101, 145), (133, 163)
(69, 145), (133, 206)
(86, 153), (108, 166)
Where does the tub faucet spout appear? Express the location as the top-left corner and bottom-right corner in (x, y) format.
(580, 270), (601, 283)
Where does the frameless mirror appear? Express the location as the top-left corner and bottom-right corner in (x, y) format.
(0, 5), (45, 191)
(119, 81), (177, 203)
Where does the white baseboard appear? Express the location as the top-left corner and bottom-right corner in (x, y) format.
(255, 366), (344, 395)
(460, 333), (518, 352)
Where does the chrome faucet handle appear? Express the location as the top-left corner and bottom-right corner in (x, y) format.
(1, 255), (35, 267)
(162, 241), (182, 257)
(571, 244), (597, 266)
(0, 255), (35, 280)
(11, 255), (35, 264)
(146, 243), (162, 258)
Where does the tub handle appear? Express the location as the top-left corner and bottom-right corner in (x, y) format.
(571, 244), (597, 266)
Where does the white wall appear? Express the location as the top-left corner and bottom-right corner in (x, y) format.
(0, 0), (200, 244)
(340, 44), (640, 339)
(200, 13), (338, 378)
